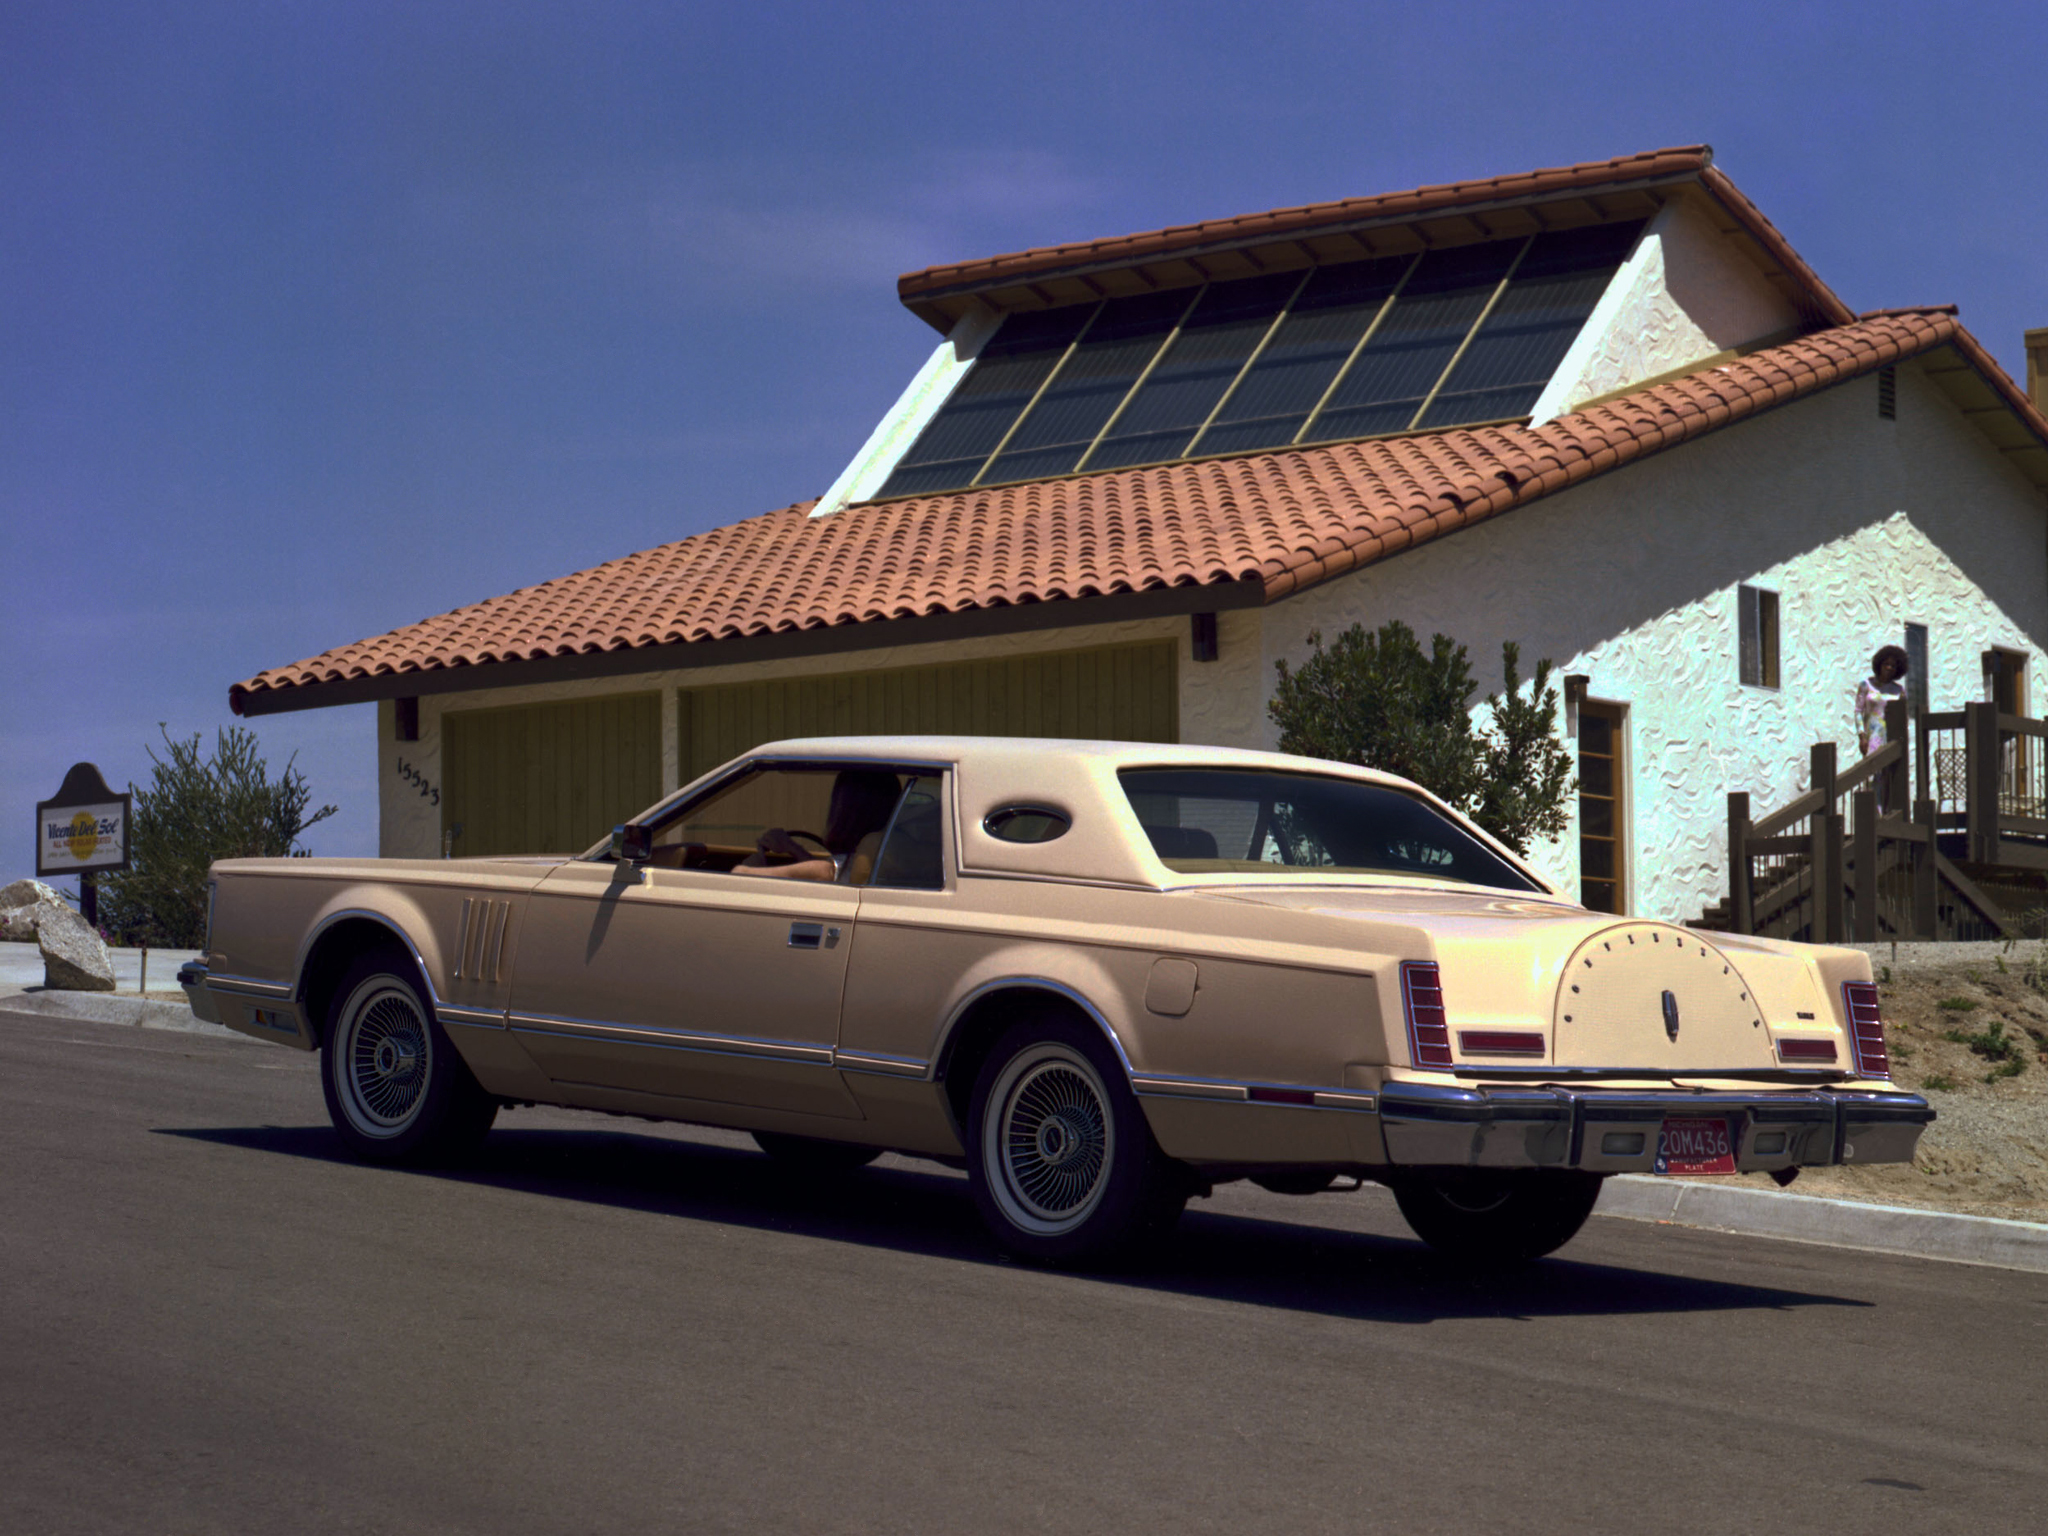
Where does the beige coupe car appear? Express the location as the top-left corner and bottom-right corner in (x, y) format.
(181, 737), (1931, 1264)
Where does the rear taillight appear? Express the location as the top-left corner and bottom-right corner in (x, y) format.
(1841, 981), (1890, 1079)
(1458, 1030), (1546, 1056)
(1401, 961), (1454, 1068)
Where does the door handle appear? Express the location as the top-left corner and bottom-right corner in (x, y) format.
(788, 922), (841, 950)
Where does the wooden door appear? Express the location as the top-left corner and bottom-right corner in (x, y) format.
(1578, 701), (1627, 913)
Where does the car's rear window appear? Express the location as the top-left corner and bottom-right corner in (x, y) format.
(1118, 767), (1537, 891)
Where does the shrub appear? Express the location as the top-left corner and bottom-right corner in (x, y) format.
(1269, 620), (1574, 855)
(93, 727), (337, 947)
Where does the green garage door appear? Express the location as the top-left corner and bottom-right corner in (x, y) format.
(678, 640), (1177, 786)
(442, 693), (662, 856)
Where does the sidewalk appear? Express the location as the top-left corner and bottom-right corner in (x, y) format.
(0, 938), (202, 999)
(0, 939), (235, 1037)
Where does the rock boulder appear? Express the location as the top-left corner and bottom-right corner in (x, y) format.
(0, 879), (72, 943)
(38, 905), (116, 991)
(0, 878), (68, 910)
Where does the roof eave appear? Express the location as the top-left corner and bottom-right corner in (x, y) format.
(229, 577), (1267, 717)
(897, 162), (1711, 328)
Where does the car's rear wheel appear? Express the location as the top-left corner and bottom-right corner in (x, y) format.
(967, 1015), (1186, 1265)
(321, 949), (497, 1164)
(752, 1131), (883, 1173)
(1390, 1168), (1604, 1263)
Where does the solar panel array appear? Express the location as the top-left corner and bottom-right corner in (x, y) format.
(877, 221), (1643, 500)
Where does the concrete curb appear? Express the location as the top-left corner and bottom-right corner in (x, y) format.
(1597, 1174), (2048, 1274)
(0, 990), (246, 1041)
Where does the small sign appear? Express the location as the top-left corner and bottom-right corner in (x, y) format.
(36, 762), (131, 878)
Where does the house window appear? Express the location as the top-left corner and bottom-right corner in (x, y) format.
(876, 221), (1644, 499)
(1984, 648), (2028, 715)
(1738, 585), (1779, 689)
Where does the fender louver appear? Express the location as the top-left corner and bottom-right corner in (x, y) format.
(452, 898), (511, 984)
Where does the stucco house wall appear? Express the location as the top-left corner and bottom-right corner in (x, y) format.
(1532, 193), (1803, 422)
(1260, 360), (2048, 920)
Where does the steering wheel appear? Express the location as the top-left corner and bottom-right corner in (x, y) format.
(758, 828), (832, 865)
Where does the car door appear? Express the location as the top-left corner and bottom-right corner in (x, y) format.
(506, 764), (871, 1119)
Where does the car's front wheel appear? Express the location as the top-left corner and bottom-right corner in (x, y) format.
(1390, 1168), (1604, 1262)
(320, 949), (497, 1164)
(967, 1015), (1185, 1265)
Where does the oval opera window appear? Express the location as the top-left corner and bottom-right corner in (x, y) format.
(983, 805), (1071, 844)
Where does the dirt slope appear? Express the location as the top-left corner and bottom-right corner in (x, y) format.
(1695, 951), (2048, 1222)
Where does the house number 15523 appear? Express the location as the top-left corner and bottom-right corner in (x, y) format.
(396, 755), (440, 807)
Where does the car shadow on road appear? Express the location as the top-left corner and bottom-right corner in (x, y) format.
(160, 1121), (1873, 1326)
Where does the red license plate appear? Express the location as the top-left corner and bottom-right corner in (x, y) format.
(1655, 1117), (1736, 1176)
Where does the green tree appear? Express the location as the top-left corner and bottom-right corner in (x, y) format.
(1268, 620), (1575, 855)
(95, 727), (337, 947)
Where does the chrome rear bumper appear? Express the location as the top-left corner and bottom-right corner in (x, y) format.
(1379, 1081), (1932, 1174)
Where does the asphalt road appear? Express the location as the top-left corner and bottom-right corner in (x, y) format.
(4, 1014), (2044, 1535)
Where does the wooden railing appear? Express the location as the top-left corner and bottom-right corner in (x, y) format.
(1725, 697), (2027, 941)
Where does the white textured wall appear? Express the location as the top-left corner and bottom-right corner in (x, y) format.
(1532, 195), (1803, 422)
(810, 305), (1001, 517)
(1261, 361), (2048, 921)
(376, 697), (445, 859)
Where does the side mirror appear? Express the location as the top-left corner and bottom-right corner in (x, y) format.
(611, 823), (652, 865)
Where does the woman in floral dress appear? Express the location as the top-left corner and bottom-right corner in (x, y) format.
(1856, 645), (1910, 757)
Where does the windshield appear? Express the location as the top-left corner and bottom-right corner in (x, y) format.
(1118, 767), (1539, 891)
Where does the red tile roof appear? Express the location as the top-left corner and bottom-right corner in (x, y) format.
(230, 310), (2046, 713)
(898, 147), (1853, 328)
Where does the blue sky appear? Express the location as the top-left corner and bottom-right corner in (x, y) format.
(5, 0), (2043, 884)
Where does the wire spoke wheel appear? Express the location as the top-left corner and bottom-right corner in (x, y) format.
(320, 949), (497, 1164)
(334, 980), (435, 1139)
(986, 1044), (1115, 1236)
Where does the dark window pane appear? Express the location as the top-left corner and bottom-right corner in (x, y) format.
(1580, 757), (1614, 798)
(1416, 222), (1641, 428)
(1580, 839), (1615, 879)
(1580, 796), (1613, 837)
(1579, 714), (1612, 754)
(1086, 272), (1301, 470)
(1306, 239), (1522, 443)
(1118, 766), (1538, 891)
(980, 290), (1192, 485)
(872, 776), (945, 888)
(1193, 256), (1411, 457)
(876, 306), (1096, 498)
(1581, 877), (1618, 913)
